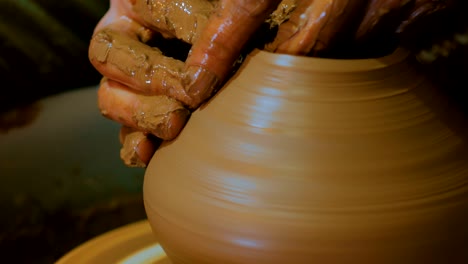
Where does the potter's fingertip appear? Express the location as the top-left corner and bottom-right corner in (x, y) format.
(165, 108), (191, 139)
(152, 108), (191, 141)
(120, 130), (151, 168)
(184, 66), (220, 109)
(120, 146), (147, 168)
(135, 137), (157, 166)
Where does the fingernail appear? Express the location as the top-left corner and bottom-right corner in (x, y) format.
(183, 66), (220, 109)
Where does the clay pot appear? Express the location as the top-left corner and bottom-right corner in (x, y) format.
(143, 48), (468, 263)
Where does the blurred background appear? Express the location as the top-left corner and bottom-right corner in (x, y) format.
(0, 0), (107, 111)
(0, 1), (148, 263)
(0, 0), (467, 263)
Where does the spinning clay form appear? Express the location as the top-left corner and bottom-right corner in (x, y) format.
(144, 49), (468, 264)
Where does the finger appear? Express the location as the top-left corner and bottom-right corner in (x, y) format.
(130, 0), (217, 44)
(355, 0), (412, 42)
(90, 0), (217, 109)
(98, 78), (191, 140)
(91, 0), (281, 110)
(396, 0), (454, 34)
(119, 126), (160, 168)
(90, 6), (219, 108)
(183, 0), (282, 104)
(89, 17), (197, 105)
(265, 0), (368, 56)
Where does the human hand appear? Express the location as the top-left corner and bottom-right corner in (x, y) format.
(267, 0), (455, 57)
(89, 0), (282, 166)
(89, 0), (453, 167)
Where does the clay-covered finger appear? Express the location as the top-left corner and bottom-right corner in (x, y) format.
(119, 126), (159, 168)
(266, 0), (368, 56)
(91, 0), (282, 110)
(183, 0), (282, 104)
(396, 0), (455, 34)
(89, 18), (200, 105)
(98, 78), (191, 141)
(90, 16), (217, 108)
(130, 0), (217, 44)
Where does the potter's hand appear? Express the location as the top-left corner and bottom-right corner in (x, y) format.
(89, 0), (281, 167)
(89, 0), (451, 167)
(266, 0), (454, 56)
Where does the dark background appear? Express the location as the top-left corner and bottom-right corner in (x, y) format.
(0, 0), (108, 111)
(0, 1), (147, 263)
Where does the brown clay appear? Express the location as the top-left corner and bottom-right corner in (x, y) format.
(97, 78), (190, 140)
(131, 0), (216, 44)
(144, 48), (468, 263)
(119, 126), (158, 167)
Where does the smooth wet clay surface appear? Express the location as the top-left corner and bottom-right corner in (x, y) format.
(144, 49), (468, 263)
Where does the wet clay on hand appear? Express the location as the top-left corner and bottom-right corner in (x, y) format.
(266, 0), (456, 57)
(119, 126), (159, 167)
(98, 79), (190, 141)
(265, 0), (369, 55)
(89, 0), (282, 109)
(89, 0), (282, 166)
(89, 3), (212, 109)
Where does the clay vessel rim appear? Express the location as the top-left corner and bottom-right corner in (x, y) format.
(250, 47), (411, 72)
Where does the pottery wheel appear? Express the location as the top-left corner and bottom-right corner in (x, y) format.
(55, 220), (171, 264)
